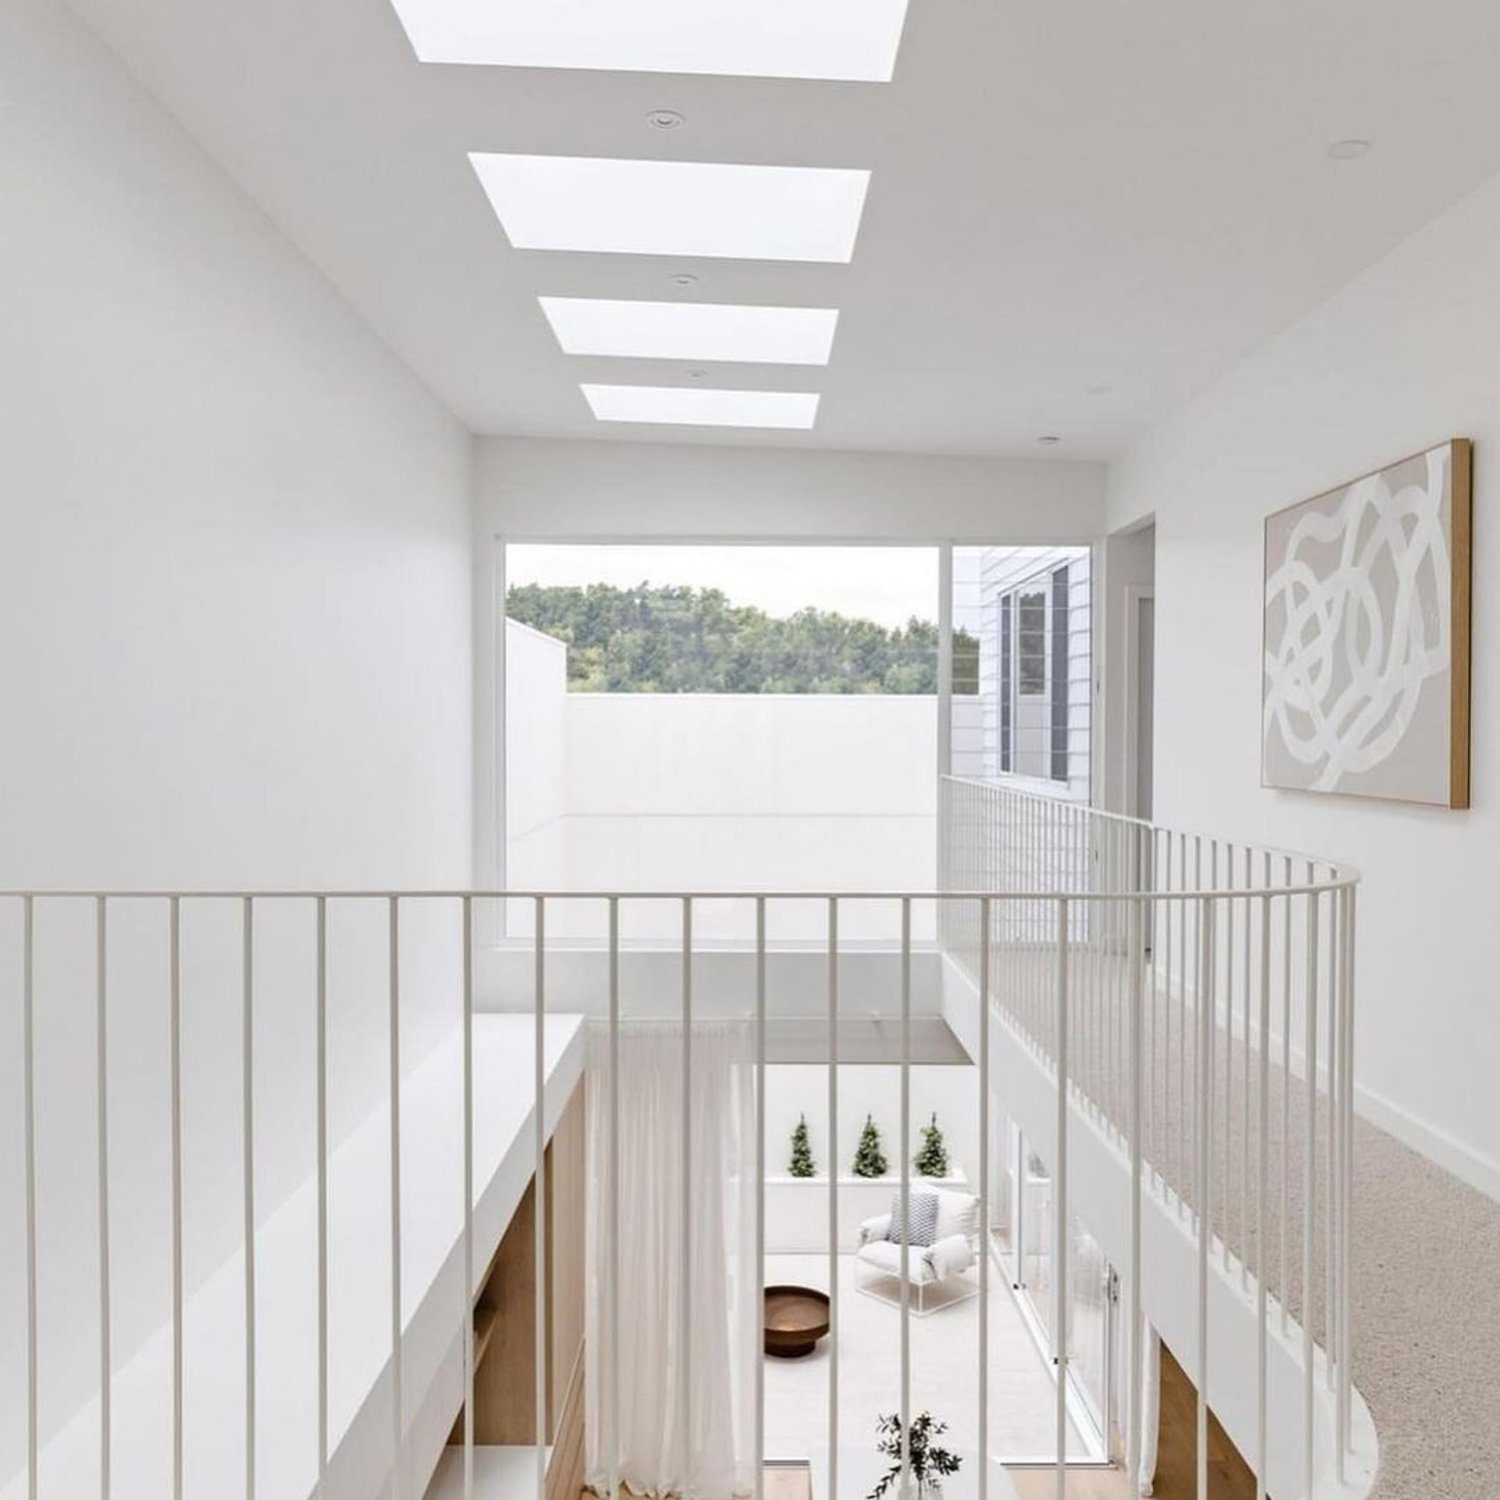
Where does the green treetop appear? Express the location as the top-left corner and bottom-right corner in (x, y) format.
(506, 581), (979, 695)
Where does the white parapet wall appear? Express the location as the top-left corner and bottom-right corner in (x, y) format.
(503, 620), (939, 942)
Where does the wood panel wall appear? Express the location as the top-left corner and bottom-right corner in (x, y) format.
(453, 1078), (588, 1456)
(1149, 1341), (1259, 1500)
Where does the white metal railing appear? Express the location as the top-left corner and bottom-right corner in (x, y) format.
(940, 774), (1363, 1500)
(5, 822), (1364, 1500)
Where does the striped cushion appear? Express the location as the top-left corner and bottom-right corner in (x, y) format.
(886, 1189), (939, 1247)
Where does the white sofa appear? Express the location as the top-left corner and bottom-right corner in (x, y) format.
(855, 1187), (981, 1315)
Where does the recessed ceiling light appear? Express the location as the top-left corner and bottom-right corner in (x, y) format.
(1038, 434), (1062, 445)
(1327, 139), (1371, 160)
(580, 383), (820, 429)
(386, 0), (910, 81)
(647, 109), (685, 131)
(538, 297), (839, 365)
(471, 154), (871, 263)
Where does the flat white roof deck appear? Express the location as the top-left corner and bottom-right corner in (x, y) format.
(5, 1013), (586, 1500)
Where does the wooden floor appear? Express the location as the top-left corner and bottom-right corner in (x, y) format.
(1148, 1343), (1258, 1500)
(1007, 1466), (1130, 1500)
(762, 1464), (815, 1500)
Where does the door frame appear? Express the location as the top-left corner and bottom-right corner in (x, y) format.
(1123, 584), (1156, 824)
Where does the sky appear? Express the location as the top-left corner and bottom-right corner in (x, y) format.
(505, 544), (940, 628)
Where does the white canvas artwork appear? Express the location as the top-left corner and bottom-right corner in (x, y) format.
(1262, 439), (1471, 807)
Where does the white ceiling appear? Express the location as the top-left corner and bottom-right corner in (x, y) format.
(66, 0), (1500, 457)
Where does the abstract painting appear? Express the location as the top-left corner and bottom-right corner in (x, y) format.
(1262, 438), (1472, 807)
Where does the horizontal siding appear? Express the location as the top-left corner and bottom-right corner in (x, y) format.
(952, 544), (1092, 798)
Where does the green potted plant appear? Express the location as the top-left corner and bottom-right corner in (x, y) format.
(789, 1113), (817, 1178)
(853, 1114), (889, 1178)
(867, 1412), (962, 1500)
(913, 1112), (950, 1177)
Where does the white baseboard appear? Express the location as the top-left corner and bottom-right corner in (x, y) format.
(1353, 1081), (1500, 1205)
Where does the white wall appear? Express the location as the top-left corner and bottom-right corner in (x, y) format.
(1105, 168), (1500, 1199)
(505, 620), (569, 888)
(0, 0), (472, 1477)
(504, 683), (938, 939)
(564, 693), (936, 905)
(475, 436), (1106, 544)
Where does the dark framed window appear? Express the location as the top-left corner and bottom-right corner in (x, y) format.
(999, 593), (1013, 772)
(1050, 564), (1070, 782)
(997, 566), (1072, 785)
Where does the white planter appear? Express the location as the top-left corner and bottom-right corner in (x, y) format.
(764, 1172), (970, 1254)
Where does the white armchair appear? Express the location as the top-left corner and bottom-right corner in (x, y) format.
(854, 1187), (980, 1315)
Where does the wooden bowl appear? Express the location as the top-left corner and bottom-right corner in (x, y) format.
(764, 1284), (831, 1358)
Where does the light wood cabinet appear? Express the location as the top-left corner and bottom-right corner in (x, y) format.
(451, 1077), (587, 1500)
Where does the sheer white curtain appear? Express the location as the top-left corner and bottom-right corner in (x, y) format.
(585, 1020), (758, 1500)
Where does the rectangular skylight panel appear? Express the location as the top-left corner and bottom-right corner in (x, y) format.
(580, 384), (820, 429)
(539, 298), (839, 365)
(471, 155), (870, 263)
(388, 0), (910, 82)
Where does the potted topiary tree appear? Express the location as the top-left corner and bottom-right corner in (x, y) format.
(789, 1114), (817, 1178)
(866, 1412), (961, 1500)
(913, 1112), (950, 1178)
(852, 1114), (889, 1178)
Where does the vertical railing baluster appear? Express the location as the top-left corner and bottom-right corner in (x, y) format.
(388, 897), (404, 1500)
(243, 898), (256, 1500)
(1127, 894), (1144, 1492)
(170, 898), (183, 1500)
(1280, 860), (1292, 1337)
(1241, 850), (1252, 1293)
(461, 896), (474, 1500)
(1302, 889), (1319, 1500)
(1196, 896), (1212, 1500)
(978, 896), (991, 1500)
(1325, 885), (1338, 1389)
(608, 899), (622, 1500)
(1156, 837), (1167, 1195)
(1177, 836), (1188, 1206)
(680, 898), (692, 1499)
(899, 897), (912, 1494)
(316, 898), (329, 1499)
(753, 897), (765, 1500)
(1340, 886), (1357, 1467)
(97, 896), (112, 1500)
(1053, 895), (1068, 1500)
(1256, 892), (1271, 1500)
(1223, 848), (1234, 1273)
(535, 896), (548, 1500)
(827, 897), (839, 1500)
(22, 897), (37, 1500)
